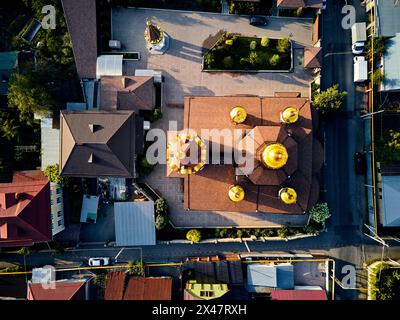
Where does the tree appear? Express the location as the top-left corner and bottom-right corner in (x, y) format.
(312, 84), (347, 114)
(269, 54), (281, 66)
(126, 261), (145, 276)
(16, 247), (31, 255)
(261, 36), (269, 47)
(155, 214), (168, 230)
(309, 203), (331, 224)
(366, 36), (387, 61)
(155, 198), (168, 216)
(277, 38), (290, 53)
(186, 229), (201, 243)
(250, 40), (257, 50)
(43, 164), (67, 185)
(0, 117), (19, 141)
(277, 225), (290, 238)
(304, 224), (319, 235)
(371, 69), (385, 86)
(8, 73), (53, 124)
(376, 130), (400, 163)
(223, 56), (234, 69)
(204, 52), (215, 68)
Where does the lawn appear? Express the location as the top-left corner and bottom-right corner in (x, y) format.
(203, 33), (292, 71)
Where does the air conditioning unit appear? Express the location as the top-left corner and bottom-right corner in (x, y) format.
(109, 40), (121, 50)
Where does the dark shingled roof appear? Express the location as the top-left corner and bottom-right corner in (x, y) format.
(61, 0), (98, 79)
(181, 96), (322, 214)
(60, 110), (144, 178)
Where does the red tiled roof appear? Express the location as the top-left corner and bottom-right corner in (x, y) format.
(104, 271), (172, 300)
(277, 0), (306, 7)
(304, 47), (323, 68)
(0, 171), (52, 247)
(27, 281), (86, 300)
(271, 289), (327, 300)
(182, 96), (322, 214)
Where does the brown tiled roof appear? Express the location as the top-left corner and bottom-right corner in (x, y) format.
(277, 0), (306, 7)
(100, 76), (155, 111)
(27, 281), (86, 300)
(61, 0), (98, 79)
(304, 47), (323, 68)
(104, 272), (172, 300)
(182, 96), (321, 214)
(60, 110), (143, 178)
(305, 0), (324, 9)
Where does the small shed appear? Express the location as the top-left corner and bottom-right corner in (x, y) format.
(80, 195), (100, 223)
(114, 201), (156, 246)
(96, 55), (123, 79)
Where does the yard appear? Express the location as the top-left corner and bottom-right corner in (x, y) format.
(203, 33), (292, 71)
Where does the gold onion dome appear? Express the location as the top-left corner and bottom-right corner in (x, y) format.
(228, 185), (245, 202)
(230, 106), (247, 124)
(261, 143), (288, 169)
(279, 187), (297, 205)
(281, 107), (299, 124)
(144, 19), (164, 45)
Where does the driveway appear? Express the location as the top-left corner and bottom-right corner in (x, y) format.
(79, 204), (115, 243)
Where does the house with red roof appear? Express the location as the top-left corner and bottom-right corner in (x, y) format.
(0, 171), (52, 247)
(27, 279), (89, 300)
(271, 289), (327, 300)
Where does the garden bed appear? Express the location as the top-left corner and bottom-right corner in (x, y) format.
(203, 33), (293, 72)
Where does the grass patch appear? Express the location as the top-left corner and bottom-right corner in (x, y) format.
(203, 33), (292, 71)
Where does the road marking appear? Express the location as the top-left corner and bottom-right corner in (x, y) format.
(114, 247), (125, 261)
(244, 241), (251, 253)
(324, 52), (352, 57)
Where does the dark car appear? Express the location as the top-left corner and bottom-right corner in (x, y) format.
(249, 16), (268, 26)
(354, 152), (367, 175)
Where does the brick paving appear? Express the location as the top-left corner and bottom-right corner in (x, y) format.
(112, 8), (313, 227)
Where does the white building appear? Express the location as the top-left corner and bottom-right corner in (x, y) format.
(50, 182), (65, 236)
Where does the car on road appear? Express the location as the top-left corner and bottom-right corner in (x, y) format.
(354, 152), (367, 175)
(88, 257), (111, 266)
(352, 42), (365, 55)
(249, 16), (268, 26)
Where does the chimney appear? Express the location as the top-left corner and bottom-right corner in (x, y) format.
(0, 193), (17, 209)
(88, 153), (94, 163)
(122, 76), (127, 88)
(89, 124), (101, 133)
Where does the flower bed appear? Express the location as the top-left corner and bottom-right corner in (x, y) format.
(203, 33), (292, 72)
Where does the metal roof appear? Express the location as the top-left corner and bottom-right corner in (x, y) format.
(114, 201), (156, 246)
(381, 175), (400, 227)
(96, 55), (123, 79)
(247, 263), (294, 291)
(376, 0), (400, 37)
(382, 33), (400, 92)
(40, 118), (60, 169)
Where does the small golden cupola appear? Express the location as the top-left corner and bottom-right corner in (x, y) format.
(144, 19), (164, 45)
(278, 187), (297, 205)
(281, 107), (299, 124)
(230, 106), (247, 124)
(228, 185), (245, 202)
(261, 143), (288, 170)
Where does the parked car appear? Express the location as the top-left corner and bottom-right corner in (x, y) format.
(249, 16), (268, 26)
(354, 152), (367, 175)
(352, 41), (365, 55)
(88, 257), (111, 266)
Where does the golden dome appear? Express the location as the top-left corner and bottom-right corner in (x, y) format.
(281, 107), (299, 124)
(228, 185), (245, 202)
(261, 143), (288, 169)
(279, 187), (297, 205)
(230, 106), (247, 124)
(144, 19), (164, 45)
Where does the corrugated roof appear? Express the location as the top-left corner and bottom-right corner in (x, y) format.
(247, 263), (294, 291)
(41, 118), (60, 169)
(381, 175), (400, 227)
(271, 289), (327, 300)
(114, 201), (156, 246)
(96, 55), (123, 79)
(382, 33), (400, 92)
(61, 0), (98, 79)
(376, 0), (400, 37)
(104, 272), (172, 300)
(27, 280), (86, 300)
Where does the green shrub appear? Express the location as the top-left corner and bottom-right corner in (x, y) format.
(261, 229), (276, 237)
(150, 107), (163, 122)
(223, 56), (234, 69)
(309, 203), (331, 224)
(204, 52), (215, 68)
(304, 224), (319, 235)
(269, 54), (281, 66)
(186, 229), (202, 243)
(225, 39), (233, 46)
(240, 57), (249, 66)
(250, 40), (257, 50)
(312, 84), (347, 114)
(155, 198), (168, 216)
(277, 225), (290, 238)
(295, 7), (303, 17)
(277, 38), (290, 53)
(0, 264), (23, 273)
(249, 51), (259, 66)
(371, 69), (385, 86)
(155, 214), (168, 230)
(16, 247), (31, 255)
(261, 36), (269, 47)
(126, 261), (144, 276)
(138, 157), (154, 176)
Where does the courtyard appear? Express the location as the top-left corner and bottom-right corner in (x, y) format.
(111, 7), (316, 228)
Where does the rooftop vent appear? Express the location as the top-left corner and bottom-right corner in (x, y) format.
(89, 124), (101, 133)
(88, 153), (94, 163)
